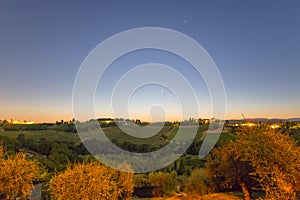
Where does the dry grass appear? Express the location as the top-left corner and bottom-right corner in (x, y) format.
(150, 192), (242, 200)
(201, 193), (242, 200)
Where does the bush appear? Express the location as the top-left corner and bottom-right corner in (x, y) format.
(0, 143), (40, 199)
(206, 127), (300, 200)
(50, 161), (134, 200)
(148, 171), (178, 197)
(184, 168), (210, 195)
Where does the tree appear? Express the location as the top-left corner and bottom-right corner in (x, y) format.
(49, 161), (134, 200)
(45, 143), (76, 172)
(236, 127), (300, 199)
(206, 127), (300, 199)
(0, 143), (40, 200)
(133, 174), (150, 187)
(184, 168), (210, 195)
(148, 171), (178, 197)
(17, 133), (26, 147)
(2, 120), (8, 125)
(206, 138), (254, 200)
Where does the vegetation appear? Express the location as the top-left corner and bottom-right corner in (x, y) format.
(0, 121), (300, 199)
(0, 143), (40, 200)
(206, 133), (254, 199)
(49, 161), (134, 200)
(148, 171), (178, 197)
(206, 126), (300, 199)
(184, 168), (210, 196)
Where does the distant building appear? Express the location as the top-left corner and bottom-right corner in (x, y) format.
(242, 122), (256, 127)
(97, 118), (114, 123)
(202, 119), (211, 124)
(270, 124), (281, 129)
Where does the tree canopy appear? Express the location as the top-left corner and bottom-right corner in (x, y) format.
(206, 127), (300, 199)
(49, 161), (134, 200)
(0, 143), (40, 200)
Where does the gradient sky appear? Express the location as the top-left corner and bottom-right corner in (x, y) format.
(0, 1), (299, 122)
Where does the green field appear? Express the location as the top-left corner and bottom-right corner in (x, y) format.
(0, 125), (233, 150)
(0, 125), (268, 175)
(0, 130), (81, 143)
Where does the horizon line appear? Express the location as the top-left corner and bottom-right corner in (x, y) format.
(1, 116), (300, 124)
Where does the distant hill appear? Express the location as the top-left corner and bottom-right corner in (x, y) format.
(228, 118), (300, 123)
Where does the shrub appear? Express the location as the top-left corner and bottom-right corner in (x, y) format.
(184, 168), (210, 195)
(148, 171), (178, 197)
(0, 143), (40, 199)
(50, 161), (134, 200)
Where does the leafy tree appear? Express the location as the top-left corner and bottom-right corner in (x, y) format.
(0, 135), (20, 153)
(36, 139), (52, 157)
(49, 161), (134, 200)
(206, 139), (254, 200)
(184, 168), (210, 195)
(148, 171), (178, 197)
(236, 127), (300, 199)
(17, 133), (26, 147)
(133, 174), (150, 187)
(171, 158), (188, 175)
(45, 143), (76, 172)
(206, 127), (300, 199)
(0, 143), (40, 199)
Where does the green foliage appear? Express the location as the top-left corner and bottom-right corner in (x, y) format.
(133, 174), (150, 187)
(206, 138), (253, 199)
(0, 135), (20, 154)
(104, 126), (172, 149)
(207, 127), (300, 199)
(0, 130), (81, 143)
(0, 131), (89, 174)
(148, 171), (178, 197)
(0, 143), (40, 200)
(184, 168), (210, 195)
(45, 144), (75, 172)
(236, 127), (300, 199)
(0, 123), (76, 132)
(290, 128), (300, 145)
(50, 161), (134, 200)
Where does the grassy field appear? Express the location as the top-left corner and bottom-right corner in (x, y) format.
(0, 130), (81, 143)
(0, 125), (233, 149)
(103, 126), (173, 146)
(1, 125), (296, 160)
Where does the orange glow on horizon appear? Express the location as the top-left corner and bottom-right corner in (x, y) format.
(6, 119), (37, 125)
(1, 113), (300, 123)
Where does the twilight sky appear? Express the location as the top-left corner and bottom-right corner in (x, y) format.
(0, 1), (299, 122)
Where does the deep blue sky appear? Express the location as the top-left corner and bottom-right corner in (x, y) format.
(0, 1), (299, 122)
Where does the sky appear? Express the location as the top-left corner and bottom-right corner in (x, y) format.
(0, 1), (299, 122)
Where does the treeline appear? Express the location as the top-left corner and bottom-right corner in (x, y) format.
(0, 123), (77, 132)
